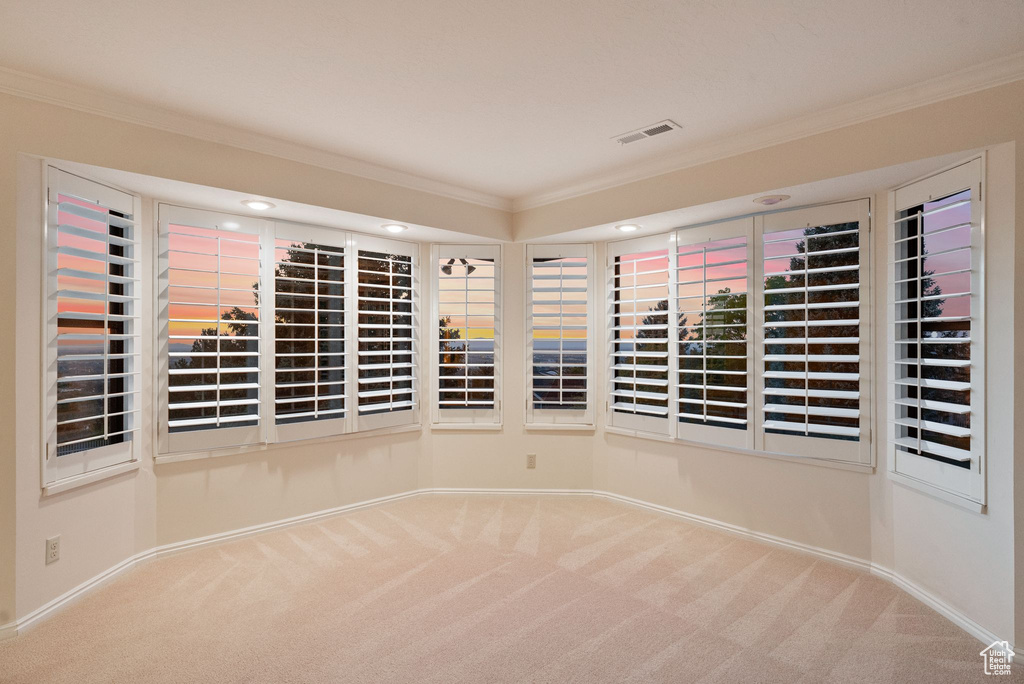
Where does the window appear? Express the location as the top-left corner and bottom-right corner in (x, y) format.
(354, 234), (418, 431)
(159, 208), (419, 453)
(760, 201), (870, 464)
(606, 200), (870, 466)
(889, 157), (984, 505)
(272, 223), (347, 442)
(608, 237), (671, 435)
(432, 244), (501, 426)
(525, 244), (594, 427)
(159, 205), (264, 452)
(675, 219), (753, 449)
(44, 168), (140, 483)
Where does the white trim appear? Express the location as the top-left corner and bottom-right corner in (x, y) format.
(602, 425), (874, 473)
(2, 487), (1006, 650)
(4, 52), (1019, 218)
(0, 66), (510, 212)
(429, 423), (503, 432)
(41, 459), (140, 496)
(513, 52), (1024, 211)
(6, 488), (423, 638)
(154, 423), (422, 465)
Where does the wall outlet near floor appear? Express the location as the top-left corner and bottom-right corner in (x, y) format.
(527, 453), (536, 469)
(45, 536), (60, 564)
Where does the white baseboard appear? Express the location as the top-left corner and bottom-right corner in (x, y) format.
(5, 488), (422, 640)
(588, 489), (1006, 650)
(0, 620), (17, 640)
(3, 486), (1011, 653)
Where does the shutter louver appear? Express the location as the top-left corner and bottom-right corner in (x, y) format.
(166, 223), (262, 432)
(612, 250), (670, 418)
(893, 189), (973, 465)
(763, 222), (862, 440)
(274, 239), (346, 424)
(51, 191), (140, 455)
(530, 255), (588, 411)
(676, 236), (748, 429)
(357, 250), (415, 416)
(438, 257), (497, 409)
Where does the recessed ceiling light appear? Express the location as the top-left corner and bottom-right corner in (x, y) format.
(753, 194), (791, 206)
(616, 224), (640, 233)
(383, 223), (408, 233)
(242, 199), (275, 211)
(221, 221), (240, 229)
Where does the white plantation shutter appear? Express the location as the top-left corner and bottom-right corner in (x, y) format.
(433, 244), (501, 425)
(159, 205), (264, 452)
(608, 237), (671, 435)
(674, 219), (753, 448)
(889, 157), (984, 505)
(272, 223), (348, 441)
(45, 168), (140, 482)
(760, 200), (870, 464)
(526, 244), (594, 427)
(355, 235), (418, 430)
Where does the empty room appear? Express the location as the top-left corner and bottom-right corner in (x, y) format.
(0, 1), (1022, 682)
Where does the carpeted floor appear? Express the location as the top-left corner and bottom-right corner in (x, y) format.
(0, 494), (1001, 682)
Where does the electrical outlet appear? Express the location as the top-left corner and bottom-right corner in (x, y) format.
(45, 536), (60, 565)
(526, 453), (536, 469)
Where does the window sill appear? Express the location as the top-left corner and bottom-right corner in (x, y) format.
(888, 470), (985, 513)
(602, 426), (875, 474)
(42, 460), (140, 496)
(524, 423), (596, 433)
(430, 423), (503, 432)
(154, 423), (422, 465)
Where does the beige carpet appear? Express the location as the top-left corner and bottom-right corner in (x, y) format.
(0, 494), (1000, 683)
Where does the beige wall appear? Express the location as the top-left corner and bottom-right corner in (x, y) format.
(1, 79), (1021, 648)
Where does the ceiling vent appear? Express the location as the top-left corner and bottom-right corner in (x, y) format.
(613, 120), (681, 145)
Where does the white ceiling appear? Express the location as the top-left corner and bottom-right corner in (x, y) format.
(1, 1), (1022, 202)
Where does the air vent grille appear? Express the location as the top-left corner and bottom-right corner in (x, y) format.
(613, 120), (681, 145)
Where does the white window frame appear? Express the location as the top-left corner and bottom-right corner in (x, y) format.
(351, 231), (420, 432)
(887, 156), (985, 507)
(43, 167), (142, 485)
(673, 218), (755, 450)
(524, 243), (595, 428)
(158, 207), (420, 454)
(757, 200), (872, 466)
(270, 221), (351, 443)
(158, 204), (267, 453)
(606, 234), (673, 436)
(606, 199), (872, 468)
(430, 243), (502, 427)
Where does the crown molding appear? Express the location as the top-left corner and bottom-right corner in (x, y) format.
(512, 50), (1024, 212)
(0, 66), (512, 212)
